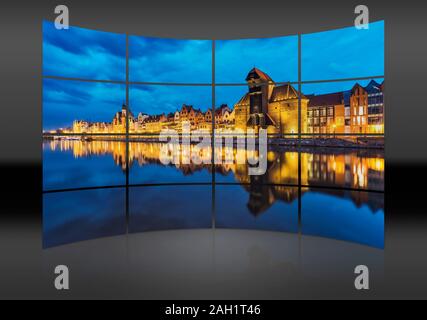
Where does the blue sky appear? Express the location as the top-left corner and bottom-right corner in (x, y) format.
(43, 20), (384, 129)
(43, 19), (383, 84)
(129, 36), (212, 83)
(215, 36), (298, 83)
(302, 21), (384, 81)
(130, 85), (211, 115)
(43, 79), (210, 130)
(43, 79), (125, 131)
(43, 20), (126, 80)
(302, 78), (384, 96)
(215, 86), (248, 108)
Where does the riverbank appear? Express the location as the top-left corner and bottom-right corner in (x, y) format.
(42, 135), (384, 149)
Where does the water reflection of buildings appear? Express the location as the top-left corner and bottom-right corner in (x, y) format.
(46, 139), (128, 170)
(45, 140), (384, 215)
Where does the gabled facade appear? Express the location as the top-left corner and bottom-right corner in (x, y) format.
(234, 68), (308, 135)
(350, 80), (384, 134)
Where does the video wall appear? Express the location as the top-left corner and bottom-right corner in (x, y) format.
(42, 20), (384, 249)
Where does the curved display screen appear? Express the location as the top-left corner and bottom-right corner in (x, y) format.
(42, 20), (384, 249)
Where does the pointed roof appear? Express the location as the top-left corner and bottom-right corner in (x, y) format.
(247, 113), (276, 126)
(245, 67), (273, 82)
(269, 83), (305, 102)
(215, 104), (231, 116)
(364, 79), (382, 94)
(351, 82), (365, 94)
(181, 104), (194, 113)
(235, 92), (250, 106)
(247, 191), (272, 215)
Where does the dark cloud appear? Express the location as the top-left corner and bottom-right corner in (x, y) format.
(43, 79), (125, 130)
(43, 20), (125, 57)
(43, 20), (126, 80)
(129, 35), (212, 83)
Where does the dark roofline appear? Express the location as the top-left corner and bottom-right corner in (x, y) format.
(308, 91), (344, 107)
(245, 67), (274, 82)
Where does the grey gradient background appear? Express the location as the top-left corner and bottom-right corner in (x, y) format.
(0, 0), (426, 299)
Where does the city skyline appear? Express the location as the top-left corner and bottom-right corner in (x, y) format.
(43, 71), (384, 136)
(43, 19), (384, 134)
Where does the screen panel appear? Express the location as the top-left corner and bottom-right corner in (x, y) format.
(215, 185), (299, 233)
(42, 20), (126, 81)
(215, 35), (298, 84)
(43, 79), (127, 134)
(129, 35), (212, 83)
(43, 79), (127, 190)
(301, 21), (384, 81)
(301, 78), (385, 144)
(43, 188), (126, 248)
(128, 84), (213, 184)
(301, 187), (384, 249)
(299, 149), (384, 191)
(129, 185), (212, 233)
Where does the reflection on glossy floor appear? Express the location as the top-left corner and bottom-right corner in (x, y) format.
(41, 229), (384, 299)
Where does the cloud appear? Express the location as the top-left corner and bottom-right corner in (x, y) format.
(129, 36), (212, 83)
(43, 20), (126, 80)
(302, 21), (384, 80)
(43, 79), (125, 130)
(130, 85), (211, 115)
(215, 36), (299, 83)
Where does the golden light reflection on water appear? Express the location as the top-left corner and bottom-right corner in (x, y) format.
(44, 139), (384, 191)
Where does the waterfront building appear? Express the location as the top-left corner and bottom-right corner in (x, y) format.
(347, 79), (385, 134)
(48, 70), (384, 137)
(233, 67), (308, 135)
(307, 92), (346, 135)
